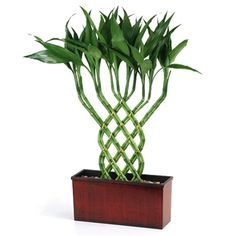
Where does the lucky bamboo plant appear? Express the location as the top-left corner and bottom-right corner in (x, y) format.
(25, 7), (200, 182)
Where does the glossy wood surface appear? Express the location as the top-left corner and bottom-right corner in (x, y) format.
(71, 169), (173, 229)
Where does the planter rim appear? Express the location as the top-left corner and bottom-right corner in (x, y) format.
(71, 169), (173, 188)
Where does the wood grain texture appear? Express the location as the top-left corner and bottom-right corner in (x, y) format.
(71, 169), (173, 229)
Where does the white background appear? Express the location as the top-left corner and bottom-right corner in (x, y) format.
(1, 0), (236, 235)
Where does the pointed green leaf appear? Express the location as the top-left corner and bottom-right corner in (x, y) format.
(34, 36), (82, 65)
(112, 38), (129, 55)
(100, 17), (112, 44)
(84, 22), (92, 44)
(110, 16), (124, 41)
(80, 7), (96, 29)
(99, 11), (108, 20)
(108, 8), (115, 18)
(65, 16), (76, 52)
(144, 13), (174, 57)
(109, 48), (135, 68)
(134, 15), (155, 47)
(129, 19), (142, 45)
(80, 7), (106, 44)
(110, 16), (129, 55)
(162, 12), (168, 22)
(65, 17), (73, 40)
(113, 7), (119, 19)
(158, 31), (172, 66)
(91, 30), (98, 46)
(88, 45), (102, 59)
(71, 28), (79, 40)
(130, 46), (143, 64)
(167, 64), (201, 74)
(169, 40), (188, 63)
(99, 15), (105, 31)
(122, 9), (132, 42)
(149, 29), (171, 67)
(24, 50), (68, 64)
(47, 38), (87, 50)
(141, 59), (152, 74)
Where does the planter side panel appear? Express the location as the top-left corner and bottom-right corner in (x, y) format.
(72, 179), (164, 228)
(162, 180), (172, 228)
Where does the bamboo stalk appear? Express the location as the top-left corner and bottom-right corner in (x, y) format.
(94, 67), (144, 181)
(141, 69), (170, 126)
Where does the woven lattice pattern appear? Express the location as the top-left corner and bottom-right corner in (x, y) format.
(98, 100), (145, 181)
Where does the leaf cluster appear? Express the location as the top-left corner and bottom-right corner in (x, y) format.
(25, 7), (200, 76)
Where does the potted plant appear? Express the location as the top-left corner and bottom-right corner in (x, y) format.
(25, 7), (200, 229)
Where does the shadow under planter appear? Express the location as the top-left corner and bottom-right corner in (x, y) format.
(71, 169), (173, 229)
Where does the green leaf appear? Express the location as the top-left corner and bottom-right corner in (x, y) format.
(88, 45), (102, 59)
(34, 36), (82, 65)
(47, 38), (87, 51)
(158, 32), (172, 66)
(84, 22), (92, 44)
(161, 12), (168, 23)
(113, 7), (119, 19)
(112, 39), (130, 56)
(85, 54), (95, 74)
(24, 50), (68, 64)
(110, 16), (130, 55)
(109, 48), (135, 68)
(99, 11), (108, 20)
(65, 17), (73, 40)
(129, 18), (142, 45)
(169, 40), (188, 63)
(65, 15), (76, 52)
(134, 15), (155, 47)
(130, 46), (143, 64)
(122, 9), (132, 42)
(98, 15), (105, 32)
(80, 7), (106, 44)
(141, 59), (152, 74)
(167, 64), (201, 74)
(144, 14), (174, 57)
(91, 30), (98, 46)
(80, 7), (96, 30)
(100, 17), (112, 44)
(110, 15), (124, 40)
(149, 31), (170, 67)
(71, 28), (79, 41)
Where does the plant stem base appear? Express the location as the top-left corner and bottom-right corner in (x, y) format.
(71, 169), (173, 229)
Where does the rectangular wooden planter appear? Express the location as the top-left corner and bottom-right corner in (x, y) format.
(71, 169), (173, 229)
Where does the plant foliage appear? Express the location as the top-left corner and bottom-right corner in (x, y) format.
(25, 7), (200, 181)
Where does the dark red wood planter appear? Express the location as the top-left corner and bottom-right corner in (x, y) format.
(71, 169), (173, 229)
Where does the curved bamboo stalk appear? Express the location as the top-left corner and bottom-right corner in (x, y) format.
(74, 63), (170, 181)
(100, 68), (170, 178)
(87, 65), (144, 181)
(126, 71), (137, 101)
(140, 69), (170, 126)
(73, 68), (103, 127)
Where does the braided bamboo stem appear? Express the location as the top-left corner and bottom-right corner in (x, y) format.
(73, 64), (170, 182)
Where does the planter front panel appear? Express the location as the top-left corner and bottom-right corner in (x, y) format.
(72, 170), (172, 229)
